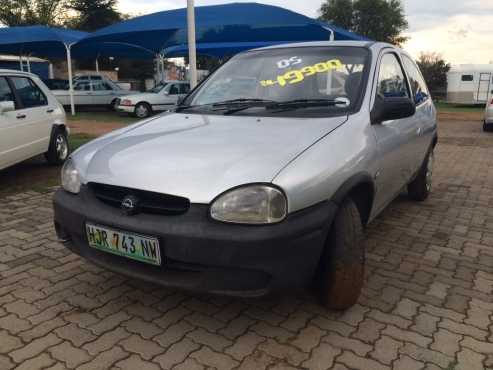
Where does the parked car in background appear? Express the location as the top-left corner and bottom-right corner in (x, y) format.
(0, 70), (69, 170)
(53, 41), (437, 309)
(484, 95), (493, 132)
(42, 78), (69, 90)
(117, 81), (191, 118)
(52, 76), (139, 110)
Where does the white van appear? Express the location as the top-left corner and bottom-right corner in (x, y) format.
(0, 70), (69, 170)
(447, 64), (493, 105)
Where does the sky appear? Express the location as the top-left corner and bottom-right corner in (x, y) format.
(117, 0), (493, 65)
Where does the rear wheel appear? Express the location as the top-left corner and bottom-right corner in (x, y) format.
(45, 127), (69, 165)
(317, 198), (365, 310)
(134, 102), (152, 118)
(408, 150), (433, 201)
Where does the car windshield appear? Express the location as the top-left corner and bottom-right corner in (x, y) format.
(182, 46), (370, 117)
(148, 83), (168, 93)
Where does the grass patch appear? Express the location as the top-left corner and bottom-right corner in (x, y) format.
(435, 102), (484, 113)
(70, 133), (96, 151)
(66, 111), (138, 125)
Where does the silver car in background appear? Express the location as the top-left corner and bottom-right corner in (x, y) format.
(484, 95), (493, 132)
(53, 41), (437, 309)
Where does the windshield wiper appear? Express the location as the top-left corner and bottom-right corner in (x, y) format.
(211, 98), (278, 115)
(212, 98), (277, 107)
(266, 98), (350, 111)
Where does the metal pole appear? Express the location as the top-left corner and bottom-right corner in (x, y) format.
(49, 63), (54, 79)
(19, 55), (23, 71)
(65, 44), (75, 116)
(26, 56), (31, 73)
(187, 0), (198, 88)
(95, 59), (99, 74)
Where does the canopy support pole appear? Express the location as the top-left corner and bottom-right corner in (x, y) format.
(95, 58), (99, 74)
(19, 55), (23, 71)
(26, 56), (31, 73)
(187, 0), (198, 88)
(65, 44), (75, 116)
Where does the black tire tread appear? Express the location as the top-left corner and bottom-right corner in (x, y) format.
(44, 127), (68, 166)
(408, 152), (432, 201)
(319, 198), (365, 310)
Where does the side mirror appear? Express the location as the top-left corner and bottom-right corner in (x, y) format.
(0, 101), (15, 114)
(371, 96), (416, 124)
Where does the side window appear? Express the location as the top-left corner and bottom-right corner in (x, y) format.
(461, 75), (474, 82)
(169, 84), (180, 95)
(377, 54), (409, 99)
(92, 82), (112, 91)
(10, 77), (48, 108)
(74, 82), (91, 91)
(180, 84), (190, 94)
(402, 55), (430, 105)
(0, 77), (15, 103)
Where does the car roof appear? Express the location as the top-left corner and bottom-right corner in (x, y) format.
(163, 80), (189, 84)
(0, 69), (37, 78)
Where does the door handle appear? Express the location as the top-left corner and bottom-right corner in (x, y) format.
(47, 109), (54, 113)
(16, 114), (26, 119)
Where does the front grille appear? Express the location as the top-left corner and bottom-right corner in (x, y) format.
(89, 183), (190, 215)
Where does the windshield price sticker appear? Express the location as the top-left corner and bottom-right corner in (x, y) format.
(261, 59), (343, 88)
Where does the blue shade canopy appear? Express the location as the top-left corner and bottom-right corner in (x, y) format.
(0, 26), (88, 59)
(77, 2), (368, 58)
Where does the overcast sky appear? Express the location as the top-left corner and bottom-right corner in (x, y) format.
(117, 0), (493, 65)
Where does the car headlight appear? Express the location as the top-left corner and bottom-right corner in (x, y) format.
(61, 158), (81, 194)
(121, 99), (132, 106)
(210, 185), (287, 224)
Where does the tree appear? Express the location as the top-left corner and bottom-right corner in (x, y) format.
(68, 0), (123, 31)
(416, 52), (451, 95)
(0, 0), (68, 26)
(319, 0), (408, 45)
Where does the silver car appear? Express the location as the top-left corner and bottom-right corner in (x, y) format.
(53, 41), (437, 309)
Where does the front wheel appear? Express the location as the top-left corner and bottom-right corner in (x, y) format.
(134, 102), (151, 118)
(316, 198), (365, 310)
(45, 128), (69, 165)
(408, 150), (434, 201)
(484, 121), (493, 132)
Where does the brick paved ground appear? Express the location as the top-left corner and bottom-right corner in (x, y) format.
(1, 119), (492, 370)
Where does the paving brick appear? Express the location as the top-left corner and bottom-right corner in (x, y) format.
(120, 334), (164, 360)
(153, 338), (200, 369)
(82, 327), (131, 356)
(352, 318), (385, 343)
(290, 325), (325, 352)
(301, 343), (341, 370)
(431, 329), (461, 356)
(0, 330), (23, 353)
(462, 337), (493, 354)
(411, 312), (440, 337)
(393, 298), (420, 319)
(14, 353), (55, 370)
(371, 335), (403, 365)
(382, 325), (432, 347)
(393, 355), (425, 370)
(122, 317), (163, 339)
(76, 346), (129, 370)
(456, 348), (485, 370)
(338, 351), (390, 370)
(49, 341), (91, 369)
(224, 332), (265, 361)
(399, 343), (454, 369)
(322, 332), (372, 357)
(154, 321), (195, 348)
(439, 318), (488, 340)
(191, 347), (239, 370)
(257, 339), (308, 366)
(10, 332), (62, 363)
(116, 354), (161, 370)
(55, 323), (96, 347)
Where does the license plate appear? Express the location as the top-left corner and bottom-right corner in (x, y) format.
(86, 223), (161, 266)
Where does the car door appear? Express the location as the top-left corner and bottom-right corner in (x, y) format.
(7, 76), (53, 160)
(73, 81), (93, 106)
(371, 52), (419, 213)
(91, 81), (114, 105)
(0, 76), (21, 169)
(401, 54), (436, 173)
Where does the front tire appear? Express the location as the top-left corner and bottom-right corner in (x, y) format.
(134, 102), (152, 118)
(317, 198), (365, 310)
(110, 99), (119, 111)
(408, 150), (434, 201)
(45, 127), (69, 165)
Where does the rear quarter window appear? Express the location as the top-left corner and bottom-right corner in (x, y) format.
(461, 75), (474, 82)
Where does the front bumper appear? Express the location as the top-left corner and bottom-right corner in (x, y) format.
(117, 105), (134, 114)
(53, 186), (336, 297)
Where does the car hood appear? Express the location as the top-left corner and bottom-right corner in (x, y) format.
(76, 113), (347, 203)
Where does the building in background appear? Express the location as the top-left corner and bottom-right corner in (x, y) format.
(0, 55), (50, 79)
(447, 64), (493, 105)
